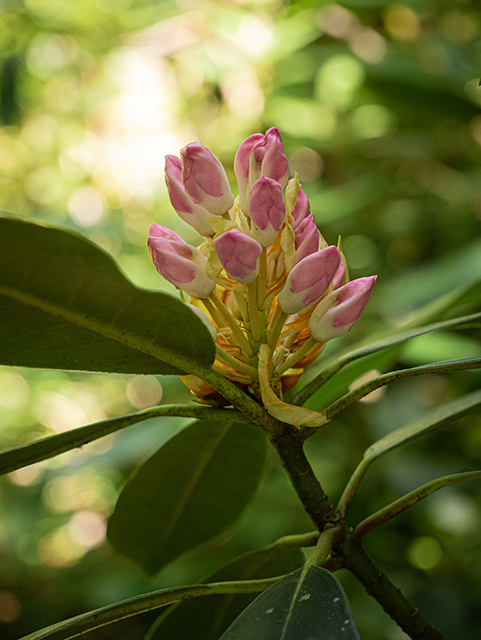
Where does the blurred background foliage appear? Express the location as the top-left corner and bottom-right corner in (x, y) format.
(0, 0), (480, 638)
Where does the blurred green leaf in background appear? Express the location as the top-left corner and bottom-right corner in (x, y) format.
(0, 0), (480, 638)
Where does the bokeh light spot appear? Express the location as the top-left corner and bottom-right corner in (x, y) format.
(238, 13), (274, 58)
(68, 186), (105, 227)
(67, 510), (107, 548)
(0, 369), (30, 410)
(0, 590), (21, 623)
(315, 55), (364, 111)
(9, 464), (44, 487)
(126, 376), (163, 409)
(318, 4), (357, 40)
(408, 536), (443, 571)
(349, 28), (387, 64)
(349, 370), (385, 403)
(351, 104), (396, 139)
(289, 147), (323, 182)
(383, 5), (421, 41)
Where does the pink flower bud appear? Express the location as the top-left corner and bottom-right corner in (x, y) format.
(214, 229), (263, 284)
(254, 128), (290, 186)
(147, 224), (215, 298)
(294, 214), (319, 264)
(248, 176), (286, 247)
(309, 276), (377, 342)
(181, 142), (234, 215)
(234, 128), (289, 213)
(332, 253), (349, 290)
(291, 187), (310, 229)
(278, 246), (341, 315)
(165, 155), (214, 237)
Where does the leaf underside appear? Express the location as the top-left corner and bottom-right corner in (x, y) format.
(107, 420), (268, 574)
(149, 546), (305, 640)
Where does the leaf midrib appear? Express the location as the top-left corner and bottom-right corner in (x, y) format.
(156, 424), (232, 557)
(0, 283), (206, 375)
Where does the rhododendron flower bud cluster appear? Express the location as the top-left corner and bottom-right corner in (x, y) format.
(148, 128), (376, 407)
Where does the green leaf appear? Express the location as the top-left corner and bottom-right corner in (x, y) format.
(363, 388), (481, 464)
(324, 357), (481, 420)
(19, 578), (278, 640)
(148, 546), (305, 640)
(0, 405), (244, 477)
(338, 389), (481, 515)
(0, 216), (215, 375)
(218, 565), (360, 640)
(355, 467), (481, 540)
(293, 310), (481, 407)
(392, 278), (481, 328)
(107, 420), (268, 574)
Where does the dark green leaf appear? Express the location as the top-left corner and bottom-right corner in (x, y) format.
(149, 546), (305, 640)
(218, 565), (360, 640)
(19, 578), (277, 640)
(0, 216), (215, 375)
(107, 420), (268, 574)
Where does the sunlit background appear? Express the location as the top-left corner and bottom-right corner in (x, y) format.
(1, 1), (481, 638)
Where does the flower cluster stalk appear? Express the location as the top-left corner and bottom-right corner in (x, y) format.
(145, 128), (447, 639)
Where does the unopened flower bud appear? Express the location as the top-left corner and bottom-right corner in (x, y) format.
(214, 229), (263, 284)
(234, 128), (289, 213)
(309, 276), (377, 342)
(278, 246), (341, 315)
(291, 187), (310, 229)
(147, 224), (215, 298)
(249, 176), (286, 247)
(180, 142), (234, 215)
(165, 155), (214, 237)
(294, 214), (319, 264)
(332, 252), (349, 290)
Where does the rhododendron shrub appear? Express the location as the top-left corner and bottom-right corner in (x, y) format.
(0, 129), (480, 640)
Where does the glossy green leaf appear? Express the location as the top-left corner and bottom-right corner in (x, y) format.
(218, 565), (360, 640)
(364, 388), (481, 464)
(149, 546), (305, 640)
(107, 420), (268, 574)
(0, 216), (215, 375)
